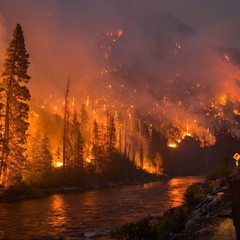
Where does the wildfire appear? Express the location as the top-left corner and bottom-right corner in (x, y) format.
(220, 95), (226, 105)
(26, 39), (240, 174)
(53, 161), (63, 168)
(168, 143), (177, 148)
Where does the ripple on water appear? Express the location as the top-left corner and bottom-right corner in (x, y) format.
(0, 176), (205, 239)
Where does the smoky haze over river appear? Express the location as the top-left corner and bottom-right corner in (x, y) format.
(0, 176), (204, 239)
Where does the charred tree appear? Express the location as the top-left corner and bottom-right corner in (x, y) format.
(62, 76), (70, 175)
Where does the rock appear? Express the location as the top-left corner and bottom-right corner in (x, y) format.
(84, 232), (101, 238)
(184, 183), (228, 231)
(185, 216), (197, 229)
(84, 229), (112, 238)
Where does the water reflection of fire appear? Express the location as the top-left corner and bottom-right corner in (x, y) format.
(49, 195), (67, 228)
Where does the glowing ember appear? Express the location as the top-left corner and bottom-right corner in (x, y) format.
(224, 54), (230, 61)
(118, 29), (123, 37)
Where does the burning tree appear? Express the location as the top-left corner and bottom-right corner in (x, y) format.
(0, 24), (31, 187)
(106, 113), (117, 154)
(92, 119), (103, 171)
(25, 132), (53, 186)
(80, 103), (89, 133)
(69, 109), (84, 168)
(62, 77), (70, 174)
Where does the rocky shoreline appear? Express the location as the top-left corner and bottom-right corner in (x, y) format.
(171, 180), (236, 240)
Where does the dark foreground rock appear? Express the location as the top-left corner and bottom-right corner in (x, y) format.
(171, 181), (237, 240)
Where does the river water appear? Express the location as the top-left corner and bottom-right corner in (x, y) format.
(0, 176), (205, 239)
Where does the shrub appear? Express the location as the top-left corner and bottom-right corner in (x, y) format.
(207, 155), (232, 181)
(111, 217), (158, 240)
(184, 183), (205, 208)
(156, 205), (189, 239)
(111, 206), (190, 240)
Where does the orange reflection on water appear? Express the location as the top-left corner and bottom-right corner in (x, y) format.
(168, 178), (186, 208)
(167, 177), (205, 208)
(49, 194), (67, 228)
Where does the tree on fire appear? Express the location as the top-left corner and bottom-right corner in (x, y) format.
(25, 132), (53, 186)
(69, 109), (84, 168)
(62, 79), (85, 173)
(62, 77), (70, 174)
(40, 135), (53, 173)
(0, 24), (31, 187)
(106, 113), (117, 154)
(92, 119), (104, 172)
(79, 103), (89, 134)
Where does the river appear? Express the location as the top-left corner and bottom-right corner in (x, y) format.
(0, 176), (205, 239)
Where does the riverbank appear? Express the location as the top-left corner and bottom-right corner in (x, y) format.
(0, 176), (203, 239)
(111, 177), (237, 240)
(0, 171), (170, 203)
(171, 179), (236, 240)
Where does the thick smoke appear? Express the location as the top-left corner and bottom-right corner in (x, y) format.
(1, 0), (240, 143)
(0, 15), (7, 67)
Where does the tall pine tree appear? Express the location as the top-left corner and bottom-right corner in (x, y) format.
(92, 119), (103, 171)
(62, 76), (70, 174)
(107, 113), (117, 154)
(70, 109), (84, 168)
(0, 24), (31, 187)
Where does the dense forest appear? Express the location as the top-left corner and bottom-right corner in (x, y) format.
(0, 24), (238, 193)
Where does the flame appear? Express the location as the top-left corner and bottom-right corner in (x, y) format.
(234, 109), (240, 115)
(72, 97), (75, 106)
(220, 95), (226, 105)
(53, 161), (63, 168)
(168, 143), (177, 148)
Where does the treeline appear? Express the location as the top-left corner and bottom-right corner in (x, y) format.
(0, 24), (164, 190)
(30, 101), (239, 181)
(0, 24), (238, 192)
(167, 125), (239, 176)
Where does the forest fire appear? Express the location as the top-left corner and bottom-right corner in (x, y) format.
(25, 58), (240, 177)
(1, 2), (240, 239)
(1, 1), (240, 189)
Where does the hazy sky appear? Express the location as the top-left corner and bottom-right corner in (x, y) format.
(1, 0), (240, 138)
(1, 1), (240, 88)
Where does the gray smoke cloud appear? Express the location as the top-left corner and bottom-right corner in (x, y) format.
(1, 0), (240, 142)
